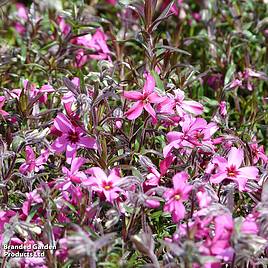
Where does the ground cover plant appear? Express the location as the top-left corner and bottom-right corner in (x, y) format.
(0, 0), (268, 267)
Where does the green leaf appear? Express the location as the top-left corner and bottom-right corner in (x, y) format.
(151, 69), (165, 92)
(224, 64), (236, 85)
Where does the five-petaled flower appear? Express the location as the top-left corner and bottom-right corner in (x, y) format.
(163, 171), (192, 222)
(124, 73), (164, 124)
(209, 147), (259, 191)
(51, 113), (97, 164)
(83, 167), (124, 203)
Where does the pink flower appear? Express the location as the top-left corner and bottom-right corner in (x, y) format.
(83, 167), (124, 203)
(219, 101), (227, 116)
(19, 147), (49, 175)
(51, 113), (96, 164)
(229, 78), (243, 89)
(14, 3), (28, 35)
(22, 189), (43, 216)
(210, 147), (259, 191)
(161, 0), (184, 17)
(0, 96), (9, 117)
(158, 89), (203, 116)
(106, 0), (116, 4)
(163, 116), (218, 157)
(0, 210), (16, 234)
(72, 29), (111, 67)
(58, 157), (87, 191)
(11, 80), (54, 104)
(250, 142), (267, 164)
(196, 188), (212, 208)
(163, 171), (192, 222)
(74, 49), (89, 68)
(124, 74), (164, 124)
(241, 214), (259, 234)
(14, 22), (26, 35)
(16, 3), (28, 20)
(57, 16), (71, 36)
(144, 166), (160, 187)
(200, 214), (234, 265)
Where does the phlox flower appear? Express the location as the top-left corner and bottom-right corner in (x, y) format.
(219, 101), (227, 116)
(11, 80), (54, 104)
(124, 73), (164, 124)
(22, 189), (43, 216)
(163, 116), (218, 157)
(158, 88), (203, 116)
(14, 3), (28, 35)
(19, 146), (49, 175)
(199, 214), (234, 267)
(209, 147), (259, 191)
(241, 214), (259, 234)
(106, 0), (116, 4)
(57, 157), (87, 191)
(16, 3), (28, 20)
(57, 16), (71, 36)
(0, 96), (9, 117)
(163, 171), (192, 222)
(250, 142), (267, 164)
(51, 113), (96, 164)
(144, 166), (160, 188)
(196, 188), (212, 208)
(72, 29), (111, 67)
(83, 167), (124, 203)
(161, 0), (185, 18)
(0, 210), (16, 245)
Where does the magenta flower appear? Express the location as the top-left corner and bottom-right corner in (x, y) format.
(158, 89), (203, 116)
(16, 3), (28, 20)
(22, 189), (43, 216)
(58, 157), (87, 191)
(124, 74), (164, 124)
(196, 188), (212, 208)
(250, 142), (267, 164)
(106, 0), (116, 5)
(57, 16), (71, 36)
(14, 3), (28, 35)
(83, 167), (124, 203)
(200, 214), (234, 266)
(210, 147), (259, 191)
(161, 0), (184, 17)
(51, 113), (96, 164)
(72, 29), (111, 67)
(10, 80), (54, 104)
(0, 96), (9, 117)
(19, 146), (49, 175)
(163, 116), (218, 157)
(219, 101), (227, 116)
(163, 171), (192, 222)
(144, 166), (160, 187)
(241, 214), (259, 234)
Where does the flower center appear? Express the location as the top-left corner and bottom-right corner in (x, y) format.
(195, 131), (204, 141)
(102, 181), (113, 191)
(67, 131), (79, 144)
(174, 194), (181, 200)
(226, 165), (239, 177)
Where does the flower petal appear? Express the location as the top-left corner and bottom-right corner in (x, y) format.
(123, 91), (143, 100)
(125, 101), (144, 120)
(54, 113), (74, 133)
(228, 147), (244, 168)
(144, 103), (157, 124)
(78, 136), (97, 149)
(143, 74), (155, 95)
